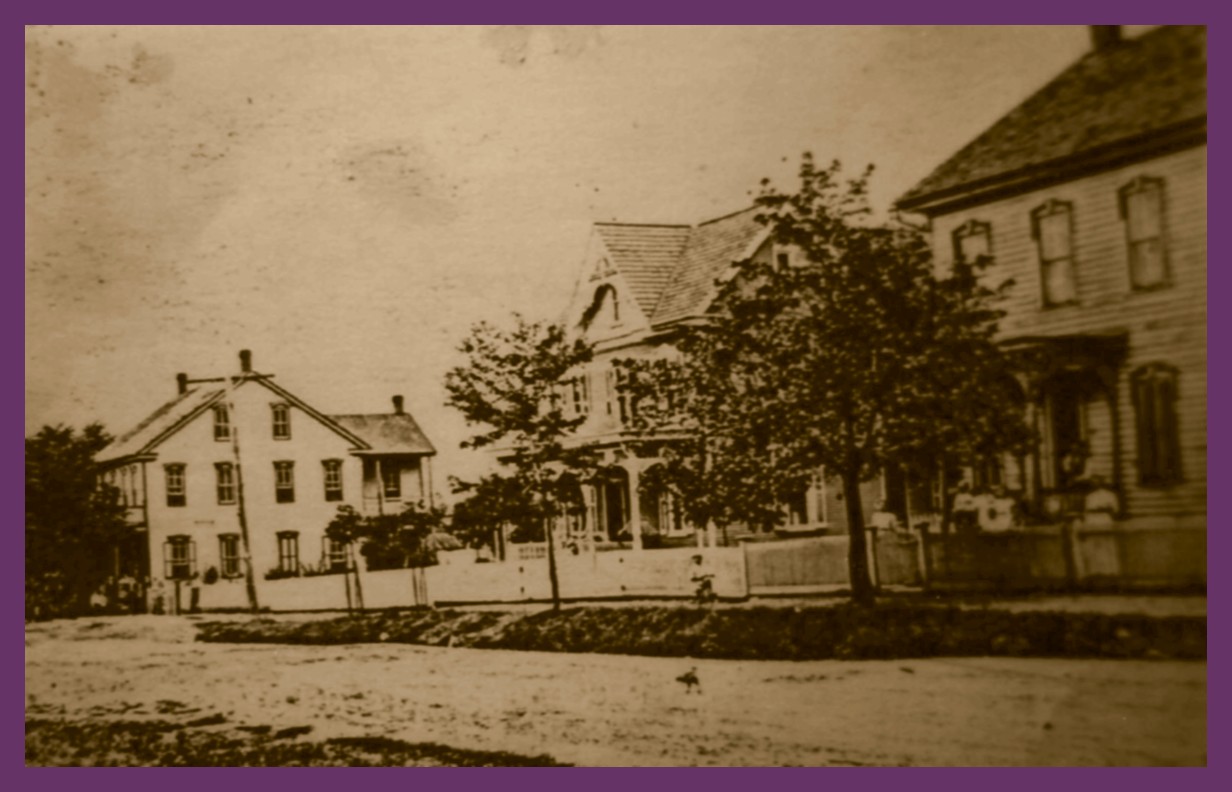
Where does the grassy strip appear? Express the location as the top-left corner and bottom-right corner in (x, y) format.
(196, 604), (1206, 661)
(25, 718), (568, 767)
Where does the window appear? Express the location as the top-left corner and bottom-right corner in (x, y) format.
(277, 531), (299, 575)
(215, 462), (236, 504)
(612, 368), (636, 426)
(381, 463), (402, 500)
(322, 459), (344, 501)
(129, 464), (139, 506)
(784, 485), (810, 527)
(271, 403), (291, 440)
(163, 535), (196, 579)
(952, 219), (992, 265)
(213, 404), (231, 441)
(1031, 200), (1077, 306)
(570, 376), (590, 417)
(218, 534), (241, 578)
(812, 470), (828, 525)
(274, 461), (295, 503)
(610, 289), (620, 323)
(324, 536), (349, 572)
(165, 464), (186, 507)
(1132, 364), (1182, 486)
(776, 252), (791, 268)
(1120, 177), (1168, 289)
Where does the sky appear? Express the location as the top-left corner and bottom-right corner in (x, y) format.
(25, 25), (1150, 492)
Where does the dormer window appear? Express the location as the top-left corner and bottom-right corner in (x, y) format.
(1031, 200), (1077, 307)
(952, 219), (992, 266)
(213, 404), (231, 441)
(1119, 176), (1169, 290)
(271, 403), (291, 440)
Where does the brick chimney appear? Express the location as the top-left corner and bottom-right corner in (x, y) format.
(176, 373), (188, 395)
(239, 349), (252, 373)
(1089, 25), (1122, 52)
(392, 395), (404, 415)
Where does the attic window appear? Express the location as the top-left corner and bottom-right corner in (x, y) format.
(581, 285), (621, 330)
(213, 404), (231, 441)
(271, 403), (291, 440)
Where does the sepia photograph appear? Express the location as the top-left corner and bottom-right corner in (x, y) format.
(24, 24), (1207, 767)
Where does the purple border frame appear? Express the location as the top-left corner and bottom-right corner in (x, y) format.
(9, 3), (1223, 787)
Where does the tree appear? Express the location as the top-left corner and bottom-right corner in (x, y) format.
(325, 501), (447, 572)
(26, 423), (132, 619)
(622, 155), (1032, 605)
(448, 473), (541, 553)
(615, 352), (794, 543)
(444, 314), (595, 610)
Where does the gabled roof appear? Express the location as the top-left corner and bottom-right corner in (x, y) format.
(96, 386), (224, 464)
(650, 207), (766, 326)
(592, 223), (692, 316)
(331, 413), (436, 456)
(898, 25), (1207, 213)
(95, 371), (390, 464)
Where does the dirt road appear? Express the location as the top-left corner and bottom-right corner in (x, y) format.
(25, 616), (1206, 766)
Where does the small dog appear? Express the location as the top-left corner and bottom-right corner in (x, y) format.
(676, 666), (701, 694)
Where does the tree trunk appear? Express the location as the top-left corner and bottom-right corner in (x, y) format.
(841, 466), (876, 606)
(545, 514), (561, 611)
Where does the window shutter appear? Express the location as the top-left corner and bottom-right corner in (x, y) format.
(163, 541), (172, 579)
(189, 540), (198, 578)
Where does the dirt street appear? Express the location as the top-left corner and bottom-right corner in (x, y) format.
(25, 616), (1206, 766)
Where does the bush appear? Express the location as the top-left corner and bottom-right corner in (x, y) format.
(195, 603), (1205, 662)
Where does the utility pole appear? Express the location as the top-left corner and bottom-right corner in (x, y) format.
(227, 382), (261, 615)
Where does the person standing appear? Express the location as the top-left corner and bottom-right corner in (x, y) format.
(952, 481), (979, 536)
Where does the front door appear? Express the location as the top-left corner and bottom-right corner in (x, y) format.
(1049, 372), (1089, 489)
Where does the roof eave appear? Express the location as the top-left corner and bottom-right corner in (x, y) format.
(896, 117), (1207, 217)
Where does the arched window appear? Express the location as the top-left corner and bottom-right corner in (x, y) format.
(581, 285), (621, 330)
(1131, 364), (1182, 486)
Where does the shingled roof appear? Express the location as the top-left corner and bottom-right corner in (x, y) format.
(650, 207), (767, 326)
(330, 413), (437, 455)
(592, 223), (692, 316)
(897, 25), (1207, 212)
(96, 386), (224, 464)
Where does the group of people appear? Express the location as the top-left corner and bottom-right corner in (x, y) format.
(951, 482), (1022, 535)
(869, 475), (1120, 537)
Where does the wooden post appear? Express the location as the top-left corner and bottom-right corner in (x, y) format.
(627, 461), (643, 551)
(349, 542), (365, 612)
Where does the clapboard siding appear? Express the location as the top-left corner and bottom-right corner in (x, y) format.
(931, 146), (1207, 522)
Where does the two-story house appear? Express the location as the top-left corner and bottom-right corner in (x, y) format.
(549, 208), (881, 550)
(895, 26), (1206, 569)
(95, 350), (436, 611)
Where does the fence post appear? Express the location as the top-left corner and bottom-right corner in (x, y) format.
(866, 528), (880, 590)
(915, 525), (931, 588)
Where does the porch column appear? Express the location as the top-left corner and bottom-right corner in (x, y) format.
(1100, 365), (1126, 515)
(626, 460), (643, 551)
